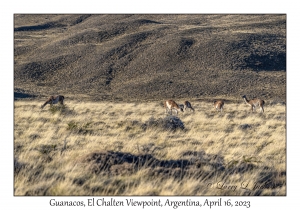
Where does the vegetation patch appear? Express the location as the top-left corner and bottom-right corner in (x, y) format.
(142, 116), (185, 132)
(81, 150), (219, 179)
(67, 121), (93, 134)
(48, 104), (74, 115)
(14, 157), (25, 174)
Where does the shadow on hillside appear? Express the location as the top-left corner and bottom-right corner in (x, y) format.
(14, 15), (92, 32)
(231, 33), (286, 71)
(133, 19), (161, 25)
(244, 52), (286, 71)
(14, 23), (59, 31)
(14, 92), (37, 100)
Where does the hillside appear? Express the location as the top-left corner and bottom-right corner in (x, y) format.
(14, 14), (286, 102)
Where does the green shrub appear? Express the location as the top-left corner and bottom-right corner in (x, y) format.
(67, 121), (93, 134)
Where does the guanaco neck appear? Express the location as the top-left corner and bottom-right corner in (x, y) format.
(243, 97), (249, 104)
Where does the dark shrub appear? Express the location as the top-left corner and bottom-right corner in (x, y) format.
(142, 116), (185, 131)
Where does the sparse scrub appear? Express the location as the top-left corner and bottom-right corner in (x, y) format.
(142, 116), (185, 132)
(48, 104), (65, 115)
(67, 121), (93, 135)
(46, 104), (75, 116)
(14, 99), (286, 196)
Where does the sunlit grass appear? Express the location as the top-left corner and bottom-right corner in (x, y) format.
(14, 99), (286, 195)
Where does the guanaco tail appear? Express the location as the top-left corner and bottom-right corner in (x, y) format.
(164, 100), (184, 115)
(242, 95), (265, 113)
(179, 101), (195, 112)
(213, 100), (225, 112)
(41, 95), (65, 109)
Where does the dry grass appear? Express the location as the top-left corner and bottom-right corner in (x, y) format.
(14, 99), (286, 196)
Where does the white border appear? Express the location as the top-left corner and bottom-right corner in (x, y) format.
(3, 0), (298, 209)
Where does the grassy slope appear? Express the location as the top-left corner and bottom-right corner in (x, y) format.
(14, 100), (286, 195)
(14, 14), (286, 102)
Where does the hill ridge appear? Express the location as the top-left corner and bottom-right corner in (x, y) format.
(14, 14), (286, 102)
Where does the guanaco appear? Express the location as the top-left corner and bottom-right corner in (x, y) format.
(41, 95), (65, 109)
(242, 95), (265, 113)
(213, 100), (225, 112)
(164, 100), (184, 115)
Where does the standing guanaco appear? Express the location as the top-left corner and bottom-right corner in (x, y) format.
(41, 95), (65, 109)
(213, 100), (225, 112)
(242, 95), (265, 113)
(164, 100), (184, 115)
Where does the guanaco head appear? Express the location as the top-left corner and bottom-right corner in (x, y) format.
(178, 104), (184, 111)
(242, 95), (247, 99)
(40, 102), (47, 109)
